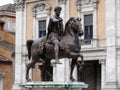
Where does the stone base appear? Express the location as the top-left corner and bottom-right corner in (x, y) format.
(20, 82), (88, 90)
(12, 83), (24, 90)
(102, 82), (120, 90)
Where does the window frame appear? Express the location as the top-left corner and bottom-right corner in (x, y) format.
(38, 20), (46, 38)
(84, 14), (93, 44)
(78, 3), (98, 47)
(0, 73), (4, 90)
(31, 2), (50, 39)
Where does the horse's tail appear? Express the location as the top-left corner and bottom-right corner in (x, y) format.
(26, 40), (33, 60)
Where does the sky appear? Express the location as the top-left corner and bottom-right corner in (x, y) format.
(0, 0), (14, 6)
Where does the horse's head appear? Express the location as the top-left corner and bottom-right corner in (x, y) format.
(65, 17), (84, 36)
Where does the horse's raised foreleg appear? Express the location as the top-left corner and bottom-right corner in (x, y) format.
(68, 52), (84, 70)
(26, 59), (38, 82)
(69, 53), (84, 81)
(70, 59), (77, 81)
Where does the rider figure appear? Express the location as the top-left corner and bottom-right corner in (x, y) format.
(47, 6), (63, 64)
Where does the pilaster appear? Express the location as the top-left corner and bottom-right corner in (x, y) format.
(104, 0), (119, 89)
(12, 1), (25, 90)
(116, 0), (120, 45)
(99, 59), (106, 90)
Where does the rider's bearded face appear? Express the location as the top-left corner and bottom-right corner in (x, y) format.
(55, 9), (61, 16)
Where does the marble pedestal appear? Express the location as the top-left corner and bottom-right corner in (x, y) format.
(20, 82), (88, 90)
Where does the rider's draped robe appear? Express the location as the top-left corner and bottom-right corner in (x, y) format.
(47, 14), (63, 41)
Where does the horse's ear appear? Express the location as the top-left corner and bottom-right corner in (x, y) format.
(79, 18), (81, 21)
(77, 17), (81, 21)
(77, 17), (79, 21)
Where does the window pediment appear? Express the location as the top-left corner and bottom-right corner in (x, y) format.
(75, 0), (98, 6)
(32, 2), (51, 12)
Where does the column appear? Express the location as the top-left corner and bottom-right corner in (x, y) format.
(116, 0), (120, 88)
(12, 1), (25, 90)
(116, 0), (120, 45)
(99, 59), (106, 90)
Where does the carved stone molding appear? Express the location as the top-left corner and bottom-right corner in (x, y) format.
(57, 0), (67, 4)
(74, 0), (98, 11)
(15, 0), (25, 11)
(99, 59), (106, 64)
(32, 2), (51, 17)
(75, 0), (98, 5)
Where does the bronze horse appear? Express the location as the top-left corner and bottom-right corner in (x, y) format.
(26, 17), (84, 82)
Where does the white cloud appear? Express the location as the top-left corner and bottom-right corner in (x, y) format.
(0, 0), (14, 6)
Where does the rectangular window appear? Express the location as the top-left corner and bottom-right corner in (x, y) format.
(0, 73), (4, 90)
(38, 20), (46, 38)
(84, 14), (93, 44)
(0, 79), (3, 90)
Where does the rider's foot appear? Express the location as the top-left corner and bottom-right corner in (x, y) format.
(70, 76), (75, 82)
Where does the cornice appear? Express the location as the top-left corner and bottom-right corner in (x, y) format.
(80, 47), (107, 61)
(0, 55), (12, 62)
(0, 40), (15, 52)
(26, 0), (44, 3)
(0, 11), (15, 17)
(57, 0), (68, 4)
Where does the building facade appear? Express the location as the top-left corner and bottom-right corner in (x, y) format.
(0, 4), (15, 90)
(13, 0), (120, 90)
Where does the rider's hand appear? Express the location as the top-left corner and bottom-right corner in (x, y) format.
(53, 19), (59, 22)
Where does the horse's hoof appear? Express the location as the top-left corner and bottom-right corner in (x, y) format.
(70, 76), (75, 82)
(49, 78), (53, 81)
(27, 79), (32, 82)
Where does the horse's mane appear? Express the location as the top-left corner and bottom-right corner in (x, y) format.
(64, 17), (75, 35)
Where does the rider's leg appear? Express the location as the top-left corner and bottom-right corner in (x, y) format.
(53, 39), (61, 64)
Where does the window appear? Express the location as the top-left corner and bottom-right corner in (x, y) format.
(0, 73), (4, 90)
(84, 14), (93, 44)
(38, 20), (46, 38)
(32, 2), (51, 39)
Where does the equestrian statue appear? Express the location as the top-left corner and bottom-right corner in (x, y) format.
(26, 6), (84, 82)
